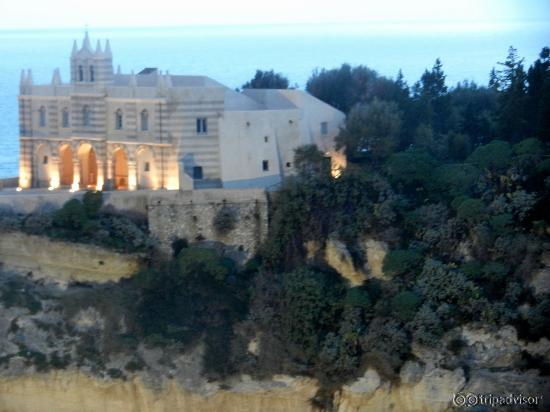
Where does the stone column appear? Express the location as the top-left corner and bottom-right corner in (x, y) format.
(105, 149), (114, 190)
(71, 157), (80, 191)
(18, 140), (33, 189)
(96, 160), (104, 191)
(128, 160), (137, 191)
(49, 156), (60, 189)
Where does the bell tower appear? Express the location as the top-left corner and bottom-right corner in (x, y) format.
(70, 32), (113, 85)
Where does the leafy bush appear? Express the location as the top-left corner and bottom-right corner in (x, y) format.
(178, 247), (234, 282)
(456, 198), (486, 222)
(1, 278), (43, 314)
(416, 260), (481, 317)
(489, 213), (514, 235)
(22, 213), (52, 235)
(280, 268), (339, 359)
(467, 140), (512, 171)
(213, 206), (238, 235)
(527, 295), (550, 338)
(386, 149), (439, 188)
(53, 199), (88, 231)
(361, 317), (410, 374)
(391, 291), (422, 321)
(407, 304), (444, 346)
(344, 288), (371, 310)
(430, 163), (481, 199)
(513, 137), (544, 158)
(382, 249), (423, 277)
(82, 190), (103, 218)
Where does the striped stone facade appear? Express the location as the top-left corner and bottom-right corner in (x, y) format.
(18, 33), (346, 192)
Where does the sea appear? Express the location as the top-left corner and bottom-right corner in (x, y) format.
(0, 21), (548, 178)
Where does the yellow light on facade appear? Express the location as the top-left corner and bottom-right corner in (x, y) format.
(49, 174), (60, 189)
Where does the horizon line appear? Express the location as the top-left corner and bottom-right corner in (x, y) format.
(1, 18), (549, 33)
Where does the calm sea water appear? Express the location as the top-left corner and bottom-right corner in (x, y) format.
(0, 22), (548, 178)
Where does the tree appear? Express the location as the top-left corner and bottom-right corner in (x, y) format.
(494, 46), (528, 141)
(294, 144), (329, 178)
(306, 64), (411, 115)
(241, 69), (289, 89)
(336, 99), (402, 161)
(526, 47), (550, 141)
(385, 148), (439, 189)
(466, 140), (512, 172)
(412, 58), (452, 135)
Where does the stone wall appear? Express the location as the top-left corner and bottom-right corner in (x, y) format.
(148, 189), (268, 260)
(0, 232), (141, 283)
(0, 188), (269, 263)
(0, 189), (153, 215)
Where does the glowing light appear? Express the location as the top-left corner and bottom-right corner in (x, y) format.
(49, 173), (60, 189)
(16, 187), (23, 192)
(330, 150), (347, 179)
(19, 175), (29, 189)
(128, 174), (137, 191)
(96, 176), (104, 191)
(166, 176), (179, 190)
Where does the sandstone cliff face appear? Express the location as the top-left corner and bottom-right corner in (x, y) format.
(0, 368), (465, 412)
(0, 232), (141, 283)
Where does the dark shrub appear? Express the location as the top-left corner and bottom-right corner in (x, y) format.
(382, 249), (423, 277)
(213, 206), (238, 235)
(416, 259), (481, 316)
(22, 213), (53, 235)
(467, 140), (512, 172)
(391, 291), (422, 321)
(456, 198), (486, 222)
(53, 199), (88, 230)
(82, 190), (103, 218)
(171, 238), (188, 257)
(344, 288), (371, 310)
(407, 304), (444, 346)
(362, 317), (410, 375)
(280, 267), (338, 359)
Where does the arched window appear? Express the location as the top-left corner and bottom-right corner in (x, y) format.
(38, 106), (46, 127)
(62, 108), (69, 128)
(83, 106), (90, 127)
(78, 65), (84, 82)
(140, 110), (149, 131)
(115, 109), (123, 130)
(90, 65), (95, 82)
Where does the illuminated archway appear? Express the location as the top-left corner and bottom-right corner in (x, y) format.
(77, 143), (98, 189)
(113, 148), (129, 190)
(59, 144), (73, 187)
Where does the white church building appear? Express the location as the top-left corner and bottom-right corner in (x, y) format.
(18, 33), (345, 191)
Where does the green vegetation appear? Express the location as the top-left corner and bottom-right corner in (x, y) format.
(241, 69), (289, 89)
(0, 191), (149, 252)
(382, 249), (423, 277)
(1, 46), (548, 405)
(213, 206), (238, 235)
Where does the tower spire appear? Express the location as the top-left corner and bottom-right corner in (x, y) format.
(51, 68), (61, 85)
(71, 40), (78, 56)
(26, 69), (33, 85)
(104, 39), (112, 57)
(20, 69), (27, 85)
(95, 39), (102, 54)
(81, 31), (92, 52)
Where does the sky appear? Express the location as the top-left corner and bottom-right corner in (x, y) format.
(0, 0), (548, 30)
